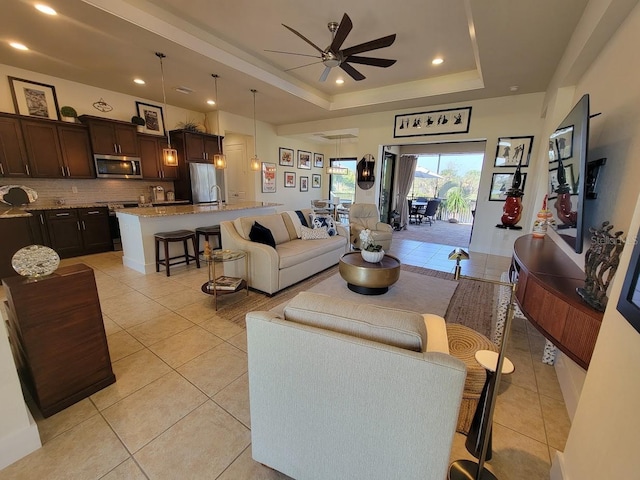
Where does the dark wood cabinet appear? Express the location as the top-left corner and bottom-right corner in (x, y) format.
(0, 114), (29, 178)
(138, 134), (178, 180)
(512, 235), (603, 368)
(58, 124), (94, 178)
(2, 263), (115, 417)
(0, 216), (41, 281)
(36, 207), (112, 259)
(80, 115), (139, 156)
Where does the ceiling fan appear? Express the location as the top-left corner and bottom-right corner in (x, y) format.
(267, 13), (397, 82)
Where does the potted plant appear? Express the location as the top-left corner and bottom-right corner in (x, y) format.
(60, 106), (78, 123)
(131, 115), (146, 132)
(445, 187), (469, 223)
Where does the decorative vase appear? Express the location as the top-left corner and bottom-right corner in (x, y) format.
(361, 249), (385, 263)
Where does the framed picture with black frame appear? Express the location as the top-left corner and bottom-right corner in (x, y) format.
(494, 136), (533, 167)
(9, 76), (60, 120)
(284, 171), (296, 188)
(617, 228), (640, 334)
(279, 147), (294, 166)
(300, 176), (309, 191)
(136, 101), (165, 136)
(314, 153), (324, 168)
(312, 174), (321, 188)
(298, 150), (311, 169)
(489, 172), (527, 201)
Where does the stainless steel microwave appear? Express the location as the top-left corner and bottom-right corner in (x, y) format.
(94, 154), (143, 179)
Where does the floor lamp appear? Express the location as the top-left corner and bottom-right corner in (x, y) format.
(448, 248), (517, 480)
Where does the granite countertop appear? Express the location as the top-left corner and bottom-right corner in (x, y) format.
(0, 200), (191, 218)
(116, 202), (281, 218)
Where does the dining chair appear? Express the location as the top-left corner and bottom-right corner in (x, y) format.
(423, 199), (441, 225)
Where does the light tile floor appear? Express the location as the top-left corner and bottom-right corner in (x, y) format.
(0, 237), (569, 479)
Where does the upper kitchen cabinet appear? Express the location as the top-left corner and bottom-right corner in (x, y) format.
(171, 130), (222, 163)
(79, 115), (139, 156)
(0, 113), (30, 178)
(138, 134), (178, 180)
(20, 118), (94, 179)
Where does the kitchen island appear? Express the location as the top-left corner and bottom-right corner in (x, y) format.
(116, 202), (280, 274)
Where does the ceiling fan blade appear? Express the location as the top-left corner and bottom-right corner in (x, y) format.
(282, 23), (324, 53)
(345, 56), (397, 68)
(341, 34), (397, 57)
(285, 60), (324, 72)
(265, 49), (321, 59)
(340, 62), (365, 81)
(319, 66), (331, 82)
(329, 13), (353, 52)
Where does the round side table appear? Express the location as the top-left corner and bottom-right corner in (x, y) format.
(465, 350), (515, 461)
(338, 251), (401, 295)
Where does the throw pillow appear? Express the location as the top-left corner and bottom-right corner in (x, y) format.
(249, 221), (276, 248)
(311, 214), (337, 236)
(301, 225), (329, 240)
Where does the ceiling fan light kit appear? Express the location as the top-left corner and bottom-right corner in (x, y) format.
(273, 13), (397, 82)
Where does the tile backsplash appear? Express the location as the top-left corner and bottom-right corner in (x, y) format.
(0, 178), (175, 206)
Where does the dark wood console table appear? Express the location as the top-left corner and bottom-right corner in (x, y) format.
(3, 263), (115, 417)
(512, 235), (603, 369)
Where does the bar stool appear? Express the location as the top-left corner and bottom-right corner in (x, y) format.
(195, 225), (222, 254)
(154, 230), (200, 276)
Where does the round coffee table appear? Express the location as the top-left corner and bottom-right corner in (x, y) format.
(338, 251), (401, 295)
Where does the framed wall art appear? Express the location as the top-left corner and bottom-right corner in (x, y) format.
(300, 176), (309, 192)
(261, 162), (276, 193)
(9, 77), (60, 120)
(136, 101), (165, 135)
(279, 147), (294, 166)
(298, 150), (311, 169)
(284, 171), (296, 188)
(312, 174), (321, 188)
(494, 136), (533, 167)
(548, 164), (576, 199)
(393, 106), (471, 138)
(489, 172), (528, 201)
(314, 153), (324, 168)
(617, 226), (640, 334)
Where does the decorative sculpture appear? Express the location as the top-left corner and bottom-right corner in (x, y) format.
(496, 156), (524, 229)
(577, 221), (625, 312)
(532, 195), (555, 238)
(553, 140), (578, 227)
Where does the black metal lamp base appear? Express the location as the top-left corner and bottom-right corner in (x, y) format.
(449, 460), (498, 480)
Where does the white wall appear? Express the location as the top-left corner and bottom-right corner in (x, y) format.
(550, 2), (640, 478)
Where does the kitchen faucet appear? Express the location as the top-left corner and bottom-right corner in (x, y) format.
(210, 184), (223, 207)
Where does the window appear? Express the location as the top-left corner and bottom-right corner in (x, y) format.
(328, 158), (357, 201)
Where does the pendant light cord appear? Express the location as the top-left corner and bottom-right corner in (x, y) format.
(213, 74), (222, 152)
(252, 89), (258, 156)
(156, 52), (171, 149)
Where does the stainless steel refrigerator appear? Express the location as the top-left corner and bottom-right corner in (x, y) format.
(189, 163), (225, 203)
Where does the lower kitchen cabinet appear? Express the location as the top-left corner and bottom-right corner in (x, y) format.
(0, 216), (41, 281)
(40, 207), (113, 259)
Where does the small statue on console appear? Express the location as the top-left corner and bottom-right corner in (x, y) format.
(497, 155), (524, 230)
(576, 221), (624, 311)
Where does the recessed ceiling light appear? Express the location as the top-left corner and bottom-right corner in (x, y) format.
(432, 58), (444, 65)
(510, 85), (519, 92)
(207, 100), (216, 105)
(133, 78), (145, 85)
(335, 79), (344, 85)
(10, 42), (29, 51)
(35, 4), (57, 15)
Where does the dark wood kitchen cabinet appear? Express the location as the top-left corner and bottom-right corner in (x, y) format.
(2, 263), (115, 417)
(41, 207), (112, 258)
(0, 113), (29, 178)
(138, 134), (178, 180)
(80, 115), (139, 156)
(20, 119), (94, 179)
(0, 216), (42, 281)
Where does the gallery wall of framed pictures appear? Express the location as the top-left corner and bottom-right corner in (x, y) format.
(488, 135), (534, 201)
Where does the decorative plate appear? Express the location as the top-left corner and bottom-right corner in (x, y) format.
(11, 245), (60, 278)
(0, 185), (38, 205)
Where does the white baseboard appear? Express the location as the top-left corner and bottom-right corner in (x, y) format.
(550, 450), (568, 480)
(554, 351), (586, 421)
(0, 408), (41, 470)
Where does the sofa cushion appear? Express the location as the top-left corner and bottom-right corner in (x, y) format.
(283, 292), (427, 352)
(276, 237), (345, 269)
(300, 225), (329, 240)
(235, 214), (290, 245)
(249, 221), (276, 248)
(310, 213), (337, 236)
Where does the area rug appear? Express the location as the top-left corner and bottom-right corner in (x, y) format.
(217, 264), (497, 337)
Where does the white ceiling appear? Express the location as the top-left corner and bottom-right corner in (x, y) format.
(2, 0), (590, 126)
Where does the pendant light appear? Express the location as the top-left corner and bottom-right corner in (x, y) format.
(211, 74), (226, 169)
(250, 89), (261, 171)
(327, 135), (348, 175)
(156, 52), (178, 167)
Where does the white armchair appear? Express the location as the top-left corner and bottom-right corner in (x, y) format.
(349, 203), (393, 250)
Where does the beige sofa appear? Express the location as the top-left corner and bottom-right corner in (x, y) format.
(220, 209), (348, 295)
(247, 292), (466, 480)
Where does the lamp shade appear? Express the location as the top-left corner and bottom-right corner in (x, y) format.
(213, 153), (227, 169)
(250, 155), (260, 171)
(163, 147), (178, 166)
